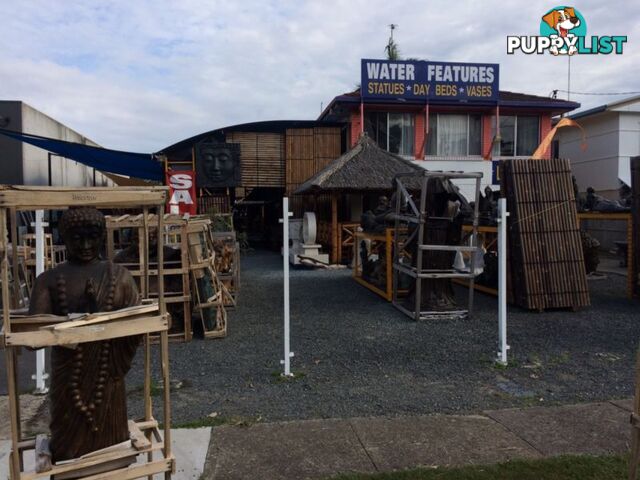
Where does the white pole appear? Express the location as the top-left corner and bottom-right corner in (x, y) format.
(497, 198), (510, 365)
(32, 209), (49, 393)
(280, 198), (294, 376)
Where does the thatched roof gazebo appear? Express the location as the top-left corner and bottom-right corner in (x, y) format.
(294, 135), (422, 195)
(294, 135), (423, 263)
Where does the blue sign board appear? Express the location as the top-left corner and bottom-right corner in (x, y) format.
(361, 59), (499, 103)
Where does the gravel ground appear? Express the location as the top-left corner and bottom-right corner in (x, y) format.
(127, 250), (640, 425)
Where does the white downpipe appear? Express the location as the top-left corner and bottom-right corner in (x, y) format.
(280, 198), (294, 376)
(497, 198), (510, 365)
(32, 209), (49, 393)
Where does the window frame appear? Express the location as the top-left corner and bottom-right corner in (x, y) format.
(365, 111), (415, 157)
(426, 113), (483, 157)
(493, 115), (540, 157)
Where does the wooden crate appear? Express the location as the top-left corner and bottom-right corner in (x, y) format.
(187, 221), (232, 338)
(210, 231), (240, 305)
(106, 214), (195, 342)
(0, 186), (175, 480)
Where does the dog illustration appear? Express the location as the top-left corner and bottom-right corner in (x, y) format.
(542, 7), (581, 55)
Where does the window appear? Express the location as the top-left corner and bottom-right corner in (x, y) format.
(425, 114), (482, 156)
(492, 116), (539, 157)
(364, 112), (414, 156)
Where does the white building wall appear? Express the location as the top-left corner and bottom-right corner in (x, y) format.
(617, 111), (640, 186)
(20, 103), (113, 187)
(557, 112), (620, 193)
(413, 157), (493, 201)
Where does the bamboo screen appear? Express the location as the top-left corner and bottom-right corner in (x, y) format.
(226, 132), (285, 188)
(501, 158), (590, 310)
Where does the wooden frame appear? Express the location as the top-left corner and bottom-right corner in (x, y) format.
(210, 231), (240, 306)
(391, 171), (483, 321)
(0, 186), (175, 480)
(337, 222), (360, 265)
(454, 225), (500, 296)
(105, 214), (194, 342)
(187, 220), (231, 339)
(353, 229), (394, 301)
(577, 212), (634, 299)
(455, 214), (635, 301)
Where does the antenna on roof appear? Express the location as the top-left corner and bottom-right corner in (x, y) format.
(385, 24), (400, 60)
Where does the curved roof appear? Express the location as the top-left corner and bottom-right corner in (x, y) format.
(158, 119), (344, 155)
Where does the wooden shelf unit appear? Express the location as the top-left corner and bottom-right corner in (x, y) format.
(0, 185), (175, 480)
(105, 213), (196, 342)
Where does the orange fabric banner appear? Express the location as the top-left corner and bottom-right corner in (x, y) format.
(531, 117), (586, 159)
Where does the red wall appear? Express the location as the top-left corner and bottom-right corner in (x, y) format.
(414, 108), (426, 159)
(349, 107), (554, 159)
(539, 115), (552, 159)
(349, 110), (361, 147)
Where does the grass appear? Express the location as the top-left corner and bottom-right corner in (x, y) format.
(330, 454), (627, 480)
(270, 370), (307, 383)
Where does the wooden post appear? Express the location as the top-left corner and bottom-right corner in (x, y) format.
(10, 208), (20, 307)
(3, 208), (21, 477)
(157, 207), (173, 478)
(628, 215), (633, 300)
(630, 346), (640, 480)
(331, 193), (338, 264)
(386, 228), (393, 301)
(181, 219), (192, 341)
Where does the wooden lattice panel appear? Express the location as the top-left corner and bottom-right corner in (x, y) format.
(501, 158), (590, 310)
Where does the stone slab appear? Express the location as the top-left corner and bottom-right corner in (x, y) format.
(485, 402), (631, 456)
(204, 418), (375, 480)
(349, 414), (541, 472)
(167, 427), (212, 480)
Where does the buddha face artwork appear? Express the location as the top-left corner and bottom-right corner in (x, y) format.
(196, 141), (241, 188)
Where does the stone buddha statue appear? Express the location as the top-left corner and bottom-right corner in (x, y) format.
(29, 208), (141, 462)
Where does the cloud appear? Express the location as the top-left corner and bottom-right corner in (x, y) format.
(0, 0), (637, 151)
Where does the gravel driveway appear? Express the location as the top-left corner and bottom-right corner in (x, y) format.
(128, 250), (640, 425)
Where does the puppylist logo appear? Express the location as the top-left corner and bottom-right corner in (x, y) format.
(507, 6), (627, 55)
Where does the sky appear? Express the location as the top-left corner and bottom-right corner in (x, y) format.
(0, 0), (638, 152)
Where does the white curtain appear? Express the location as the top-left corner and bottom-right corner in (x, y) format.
(438, 114), (467, 156)
(516, 116), (539, 156)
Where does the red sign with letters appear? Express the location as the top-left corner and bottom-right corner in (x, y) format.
(166, 170), (197, 215)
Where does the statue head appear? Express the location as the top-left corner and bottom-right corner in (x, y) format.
(200, 143), (235, 184)
(59, 208), (106, 264)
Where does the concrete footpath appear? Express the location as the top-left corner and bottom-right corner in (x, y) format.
(0, 398), (634, 479)
(202, 399), (634, 480)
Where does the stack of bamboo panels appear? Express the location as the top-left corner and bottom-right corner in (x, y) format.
(632, 155), (640, 298)
(226, 132), (285, 188)
(501, 158), (590, 310)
